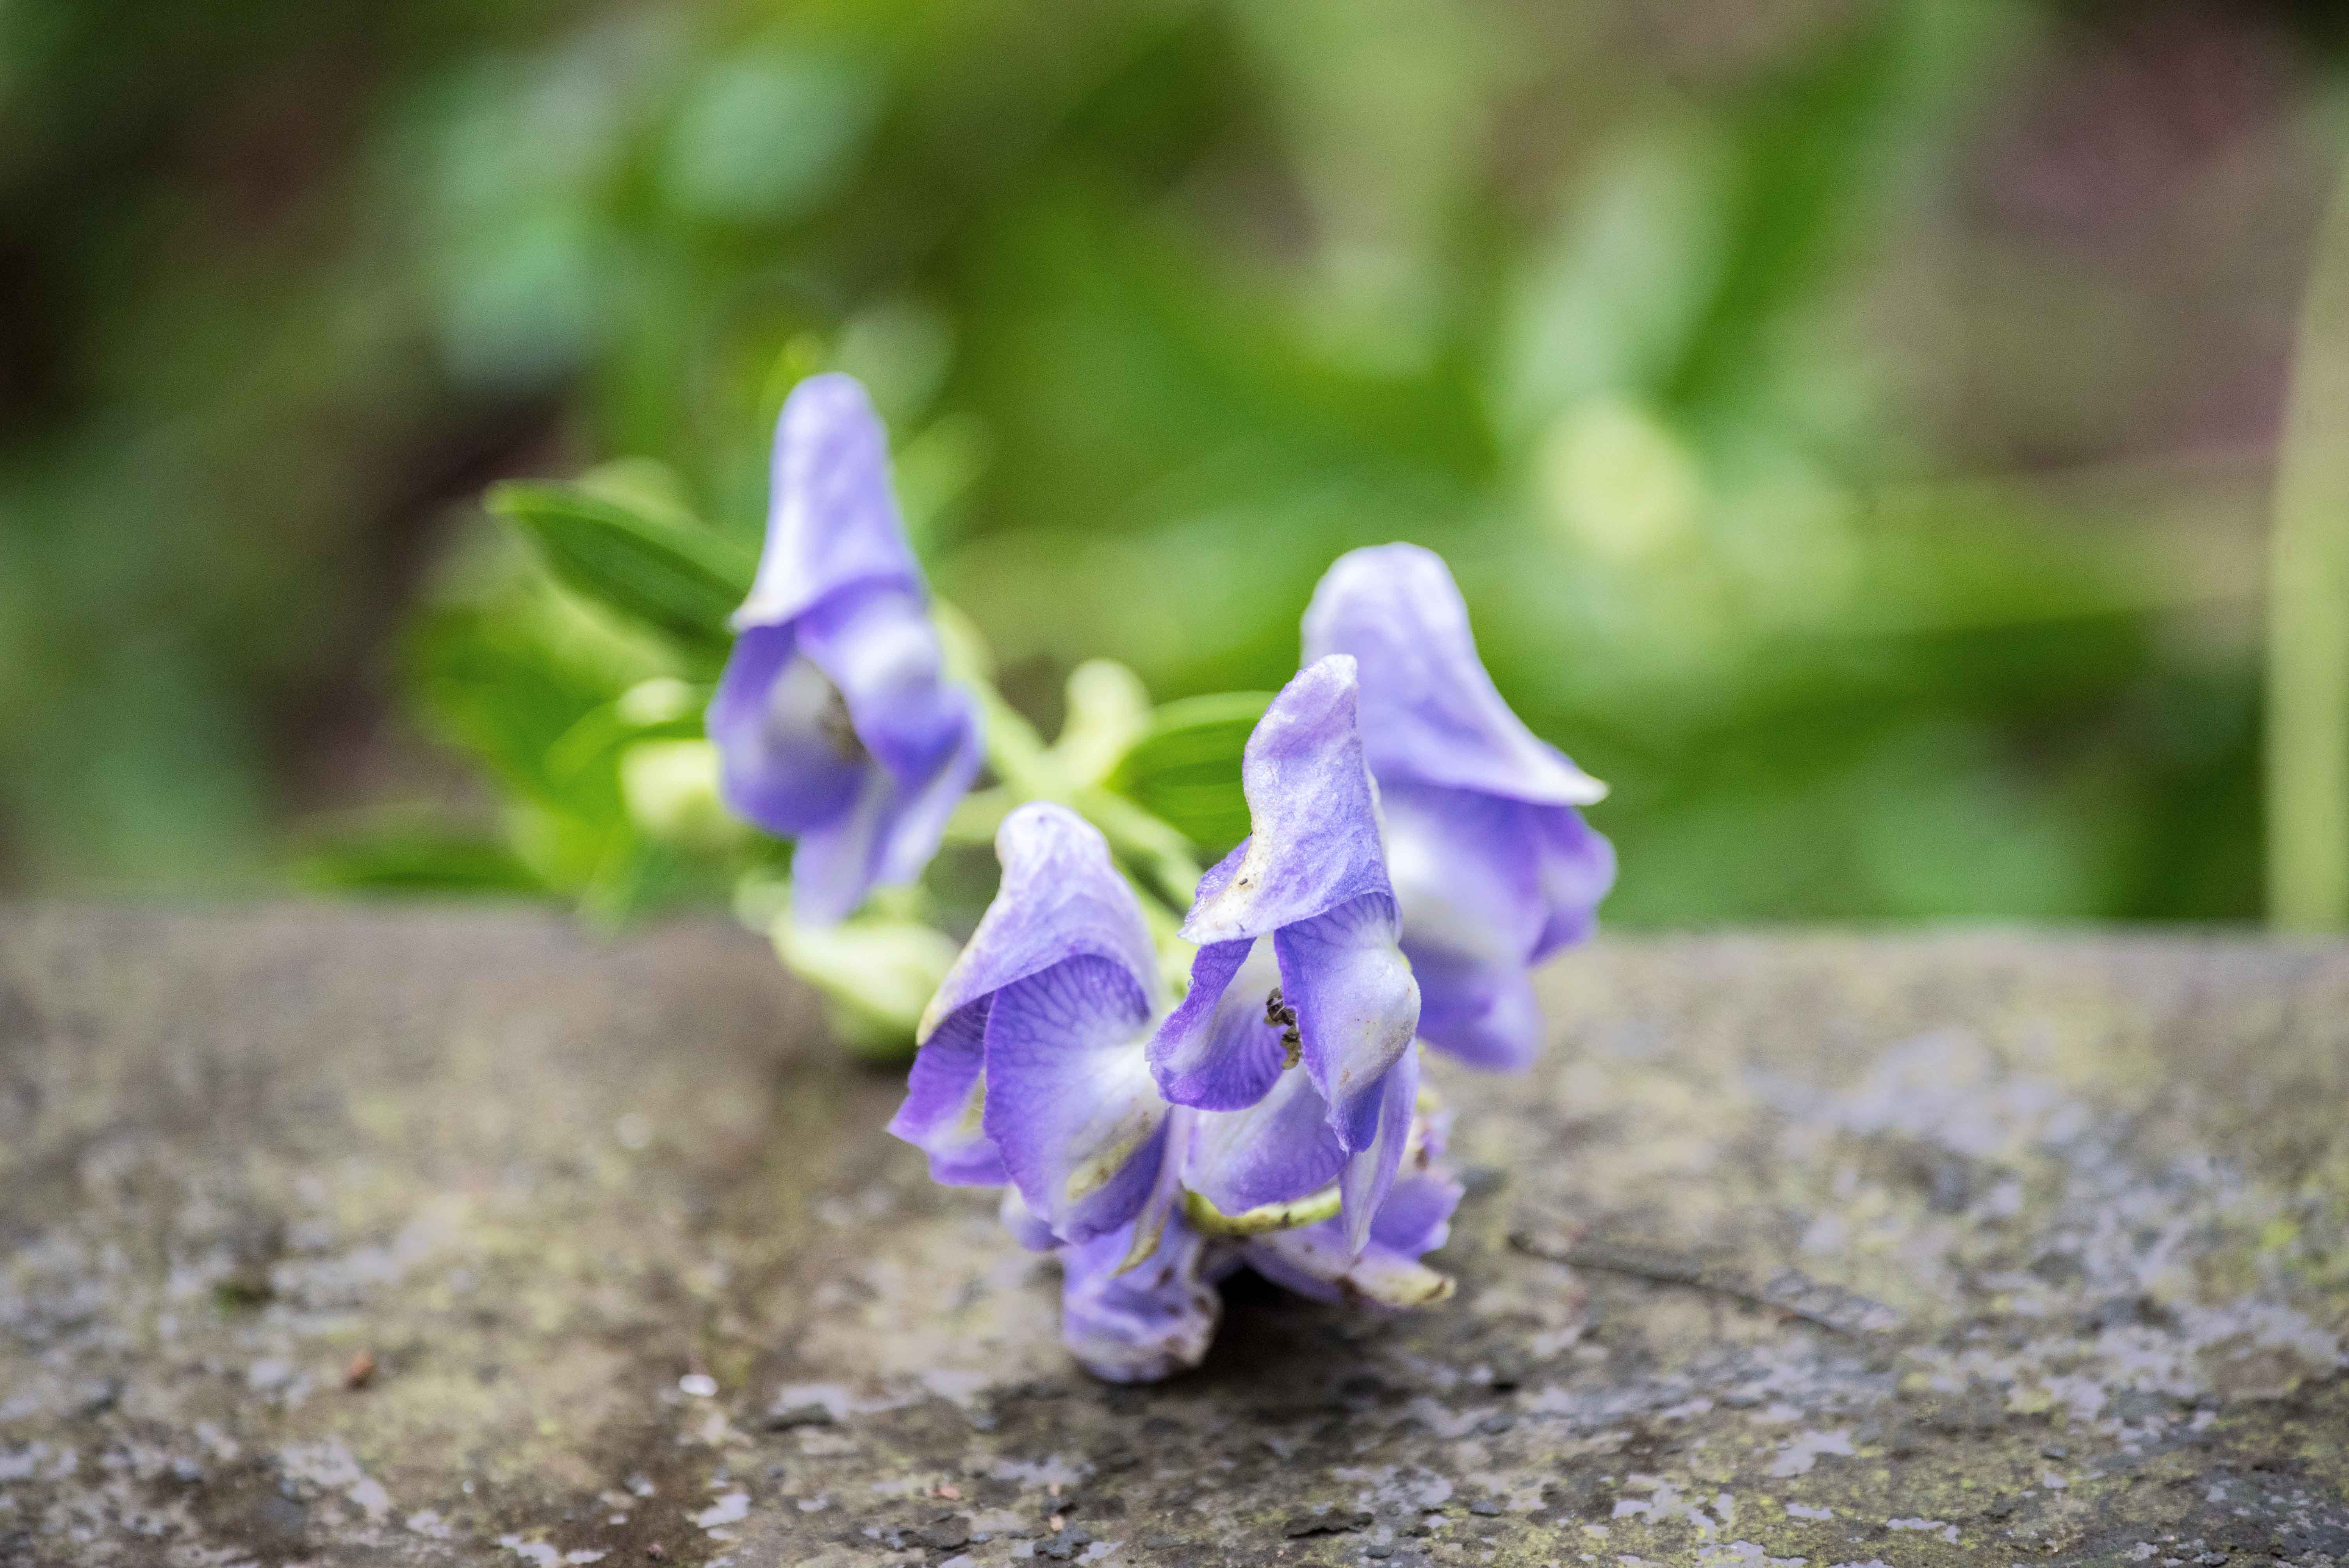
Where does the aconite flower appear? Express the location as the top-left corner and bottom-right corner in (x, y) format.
(1147, 655), (1422, 1244)
(706, 373), (982, 924)
(1303, 544), (1614, 1070)
(891, 799), (1458, 1382)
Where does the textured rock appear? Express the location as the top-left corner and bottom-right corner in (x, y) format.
(5, 908), (2349, 1567)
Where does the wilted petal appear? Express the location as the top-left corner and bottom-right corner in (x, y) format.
(1241, 1212), (1454, 1309)
(1303, 542), (1604, 806)
(1060, 1214), (1221, 1384)
(1272, 892), (1417, 1151)
(885, 999), (1004, 1185)
(983, 954), (1168, 1244)
(1182, 657), (1394, 946)
(1148, 938), (1287, 1111)
(735, 374), (923, 630)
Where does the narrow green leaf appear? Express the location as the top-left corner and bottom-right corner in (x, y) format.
(2268, 169), (2349, 929)
(1105, 691), (1272, 856)
(487, 479), (755, 652)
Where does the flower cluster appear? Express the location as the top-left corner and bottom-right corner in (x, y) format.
(712, 374), (1613, 1380)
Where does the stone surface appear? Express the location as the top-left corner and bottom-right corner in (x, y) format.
(5, 909), (2349, 1567)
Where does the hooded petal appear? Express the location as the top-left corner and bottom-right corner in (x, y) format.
(1271, 891), (1418, 1151)
(885, 998), (1004, 1185)
(1060, 1213), (1221, 1384)
(920, 803), (1160, 1044)
(735, 373), (923, 631)
(706, 623), (866, 837)
(709, 374), (981, 921)
(1180, 656), (1394, 946)
(982, 953), (1168, 1244)
(1147, 937), (1287, 1111)
(1303, 543), (1604, 806)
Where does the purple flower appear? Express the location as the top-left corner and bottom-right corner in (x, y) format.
(888, 802), (1167, 1242)
(1147, 655), (1422, 1246)
(1303, 544), (1615, 1071)
(707, 373), (982, 925)
(891, 797), (1458, 1382)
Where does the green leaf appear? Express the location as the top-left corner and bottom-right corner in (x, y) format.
(487, 476), (754, 653)
(1105, 691), (1271, 856)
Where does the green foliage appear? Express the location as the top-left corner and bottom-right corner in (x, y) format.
(487, 473), (754, 658)
(0, 0), (2325, 926)
(1107, 693), (1273, 857)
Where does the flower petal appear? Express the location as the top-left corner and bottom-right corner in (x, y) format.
(1409, 950), (1543, 1071)
(1382, 781), (1610, 1068)
(1239, 1198), (1456, 1309)
(1060, 1213), (1221, 1384)
(735, 373), (923, 631)
(886, 999), (1005, 1185)
(1303, 542), (1604, 806)
(1182, 1059), (1346, 1217)
(1272, 891), (1418, 1151)
(1368, 1165), (1464, 1260)
(795, 583), (970, 786)
(1181, 656), (1394, 947)
(1147, 937), (1287, 1111)
(1529, 800), (1617, 961)
(921, 803), (1160, 1042)
(1336, 1044), (1419, 1253)
(1000, 1186), (1059, 1253)
(707, 623), (866, 837)
(982, 954), (1168, 1244)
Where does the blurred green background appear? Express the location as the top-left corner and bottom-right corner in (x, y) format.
(4, 0), (2346, 924)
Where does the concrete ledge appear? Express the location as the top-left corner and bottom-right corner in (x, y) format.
(4, 907), (2349, 1565)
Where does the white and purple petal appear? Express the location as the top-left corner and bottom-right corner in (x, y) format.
(1335, 1044), (1419, 1253)
(1302, 542), (1604, 806)
(920, 803), (1161, 1042)
(1271, 891), (1417, 1151)
(1180, 1058), (1346, 1218)
(706, 626), (866, 835)
(1528, 800), (1617, 961)
(1146, 937), (1287, 1112)
(982, 953), (1168, 1245)
(884, 998), (1003, 1185)
(1181, 656), (1395, 948)
(734, 373), (925, 631)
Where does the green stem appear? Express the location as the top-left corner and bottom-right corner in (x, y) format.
(2269, 163), (2349, 929)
